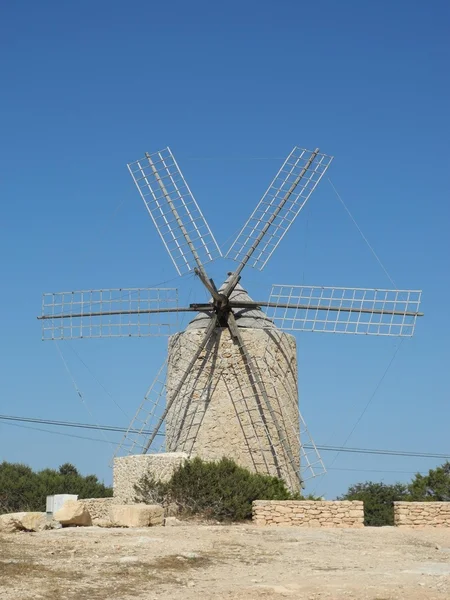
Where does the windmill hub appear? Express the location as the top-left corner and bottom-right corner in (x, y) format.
(187, 276), (275, 331)
(213, 292), (229, 312)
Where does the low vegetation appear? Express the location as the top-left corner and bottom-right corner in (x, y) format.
(339, 482), (409, 526)
(135, 456), (302, 521)
(0, 461), (112, 513)
(340, 462), (450, 526)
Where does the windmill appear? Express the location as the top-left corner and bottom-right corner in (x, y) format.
(39, 146), (423, 491)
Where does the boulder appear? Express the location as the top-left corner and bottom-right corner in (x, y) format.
(20, 512), (61, 531)
(0, 512), (60, 533)
(54, 500), (92, 527)
(95, 519), (115, 528)
(164, 517), (183, 526)
(148, 505), (164, 526)
(0, 513), (27, 533)
(109, 503), (164, 527)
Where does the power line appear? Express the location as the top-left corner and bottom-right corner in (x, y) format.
(0, 414), (449, 460)
(1, 422), (432, 478)
(317, 445), (449, 459)
(65, 342), (130, 420)
(1, 421), (113, 445)
(332, 340), (404, 461)
(328, 177), (397, 288)
(0, 414), (143, 435)
(327, 467), (427, 475)
(319, 178), (403, 478)
(54, 341), (113, 448)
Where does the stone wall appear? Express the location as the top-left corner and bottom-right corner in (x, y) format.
(253, 500), (364, 527)
(166, 327), (301, 492)
(113, 453), (188, 504)
(394, 502), (450, 527)
(79, 498), (115, 524)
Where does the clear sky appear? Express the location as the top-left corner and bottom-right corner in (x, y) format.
(0, 0), (449, 498)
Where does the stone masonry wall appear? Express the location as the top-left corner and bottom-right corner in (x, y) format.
(166, 327), (301, 492)
(113, 453), (188, 504)
(253, 501), (364, 527)
(78, 498), (116, 524)
(394, 502), (450, 527)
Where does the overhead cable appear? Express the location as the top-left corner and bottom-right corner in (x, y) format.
(0, 414), (448, 460)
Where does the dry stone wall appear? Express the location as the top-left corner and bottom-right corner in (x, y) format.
(253, 501), (364, 527)
(394, 502), (450, 527)
(166, 327), (301, 492)
(113, 453), (188, 504)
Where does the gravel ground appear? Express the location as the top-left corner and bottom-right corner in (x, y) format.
(1, 525), (450, 599)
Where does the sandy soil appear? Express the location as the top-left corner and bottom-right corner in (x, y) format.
(1, 525), (450, 599)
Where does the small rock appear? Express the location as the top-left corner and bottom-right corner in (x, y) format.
(96, 519), (114, 528)
(181, 552), (200, 559)
(0, 559), (21, 564)
(120, 556), (140, 564)
(187, 580), (195, 587)
(164, 517), (182, 527)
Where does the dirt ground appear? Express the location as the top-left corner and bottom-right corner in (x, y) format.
(1, 525), (450, 600)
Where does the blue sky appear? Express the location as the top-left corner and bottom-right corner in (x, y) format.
(0, 0), (449, 498)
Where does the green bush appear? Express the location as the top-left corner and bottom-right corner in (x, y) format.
(339, 481), (409, 526)
(135, 456), (301, 521)
(408, 462), (450, 502)
(0, 461), (112, 513)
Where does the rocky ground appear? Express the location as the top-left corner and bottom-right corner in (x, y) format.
(1, 525), (450, 599)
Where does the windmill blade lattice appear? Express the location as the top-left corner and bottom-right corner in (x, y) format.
(266, 285), (422, 336)
(113, 360), (169, 459)
(226, 147), (333, 272)
(114, 319), (220, 459)
(227, 312), (303, 487)
(128, 148), (222, 276)
(298, 413), (326, 481)
(40, 287), (180, 340)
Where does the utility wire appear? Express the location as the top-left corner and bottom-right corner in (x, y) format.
(54, 342), (113, 448)
(0, 418), (433, 477)
(313, 340), (404, 497)
(334, 340), (404, 463)
(313, 180), (406, 495)
(0, 414), (448, 460)
(328, 178), (397, 288)
(1, 421), (114, 445)
(184, 156), (285, 161)
(326, 467), (428, 475)
(0, 414), (140, 434)
(65, 342), (129, 420)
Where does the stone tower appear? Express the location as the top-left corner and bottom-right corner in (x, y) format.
(165, 280), (301, 492)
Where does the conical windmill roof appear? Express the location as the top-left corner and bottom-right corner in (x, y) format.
(186, 277), (276, 330)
